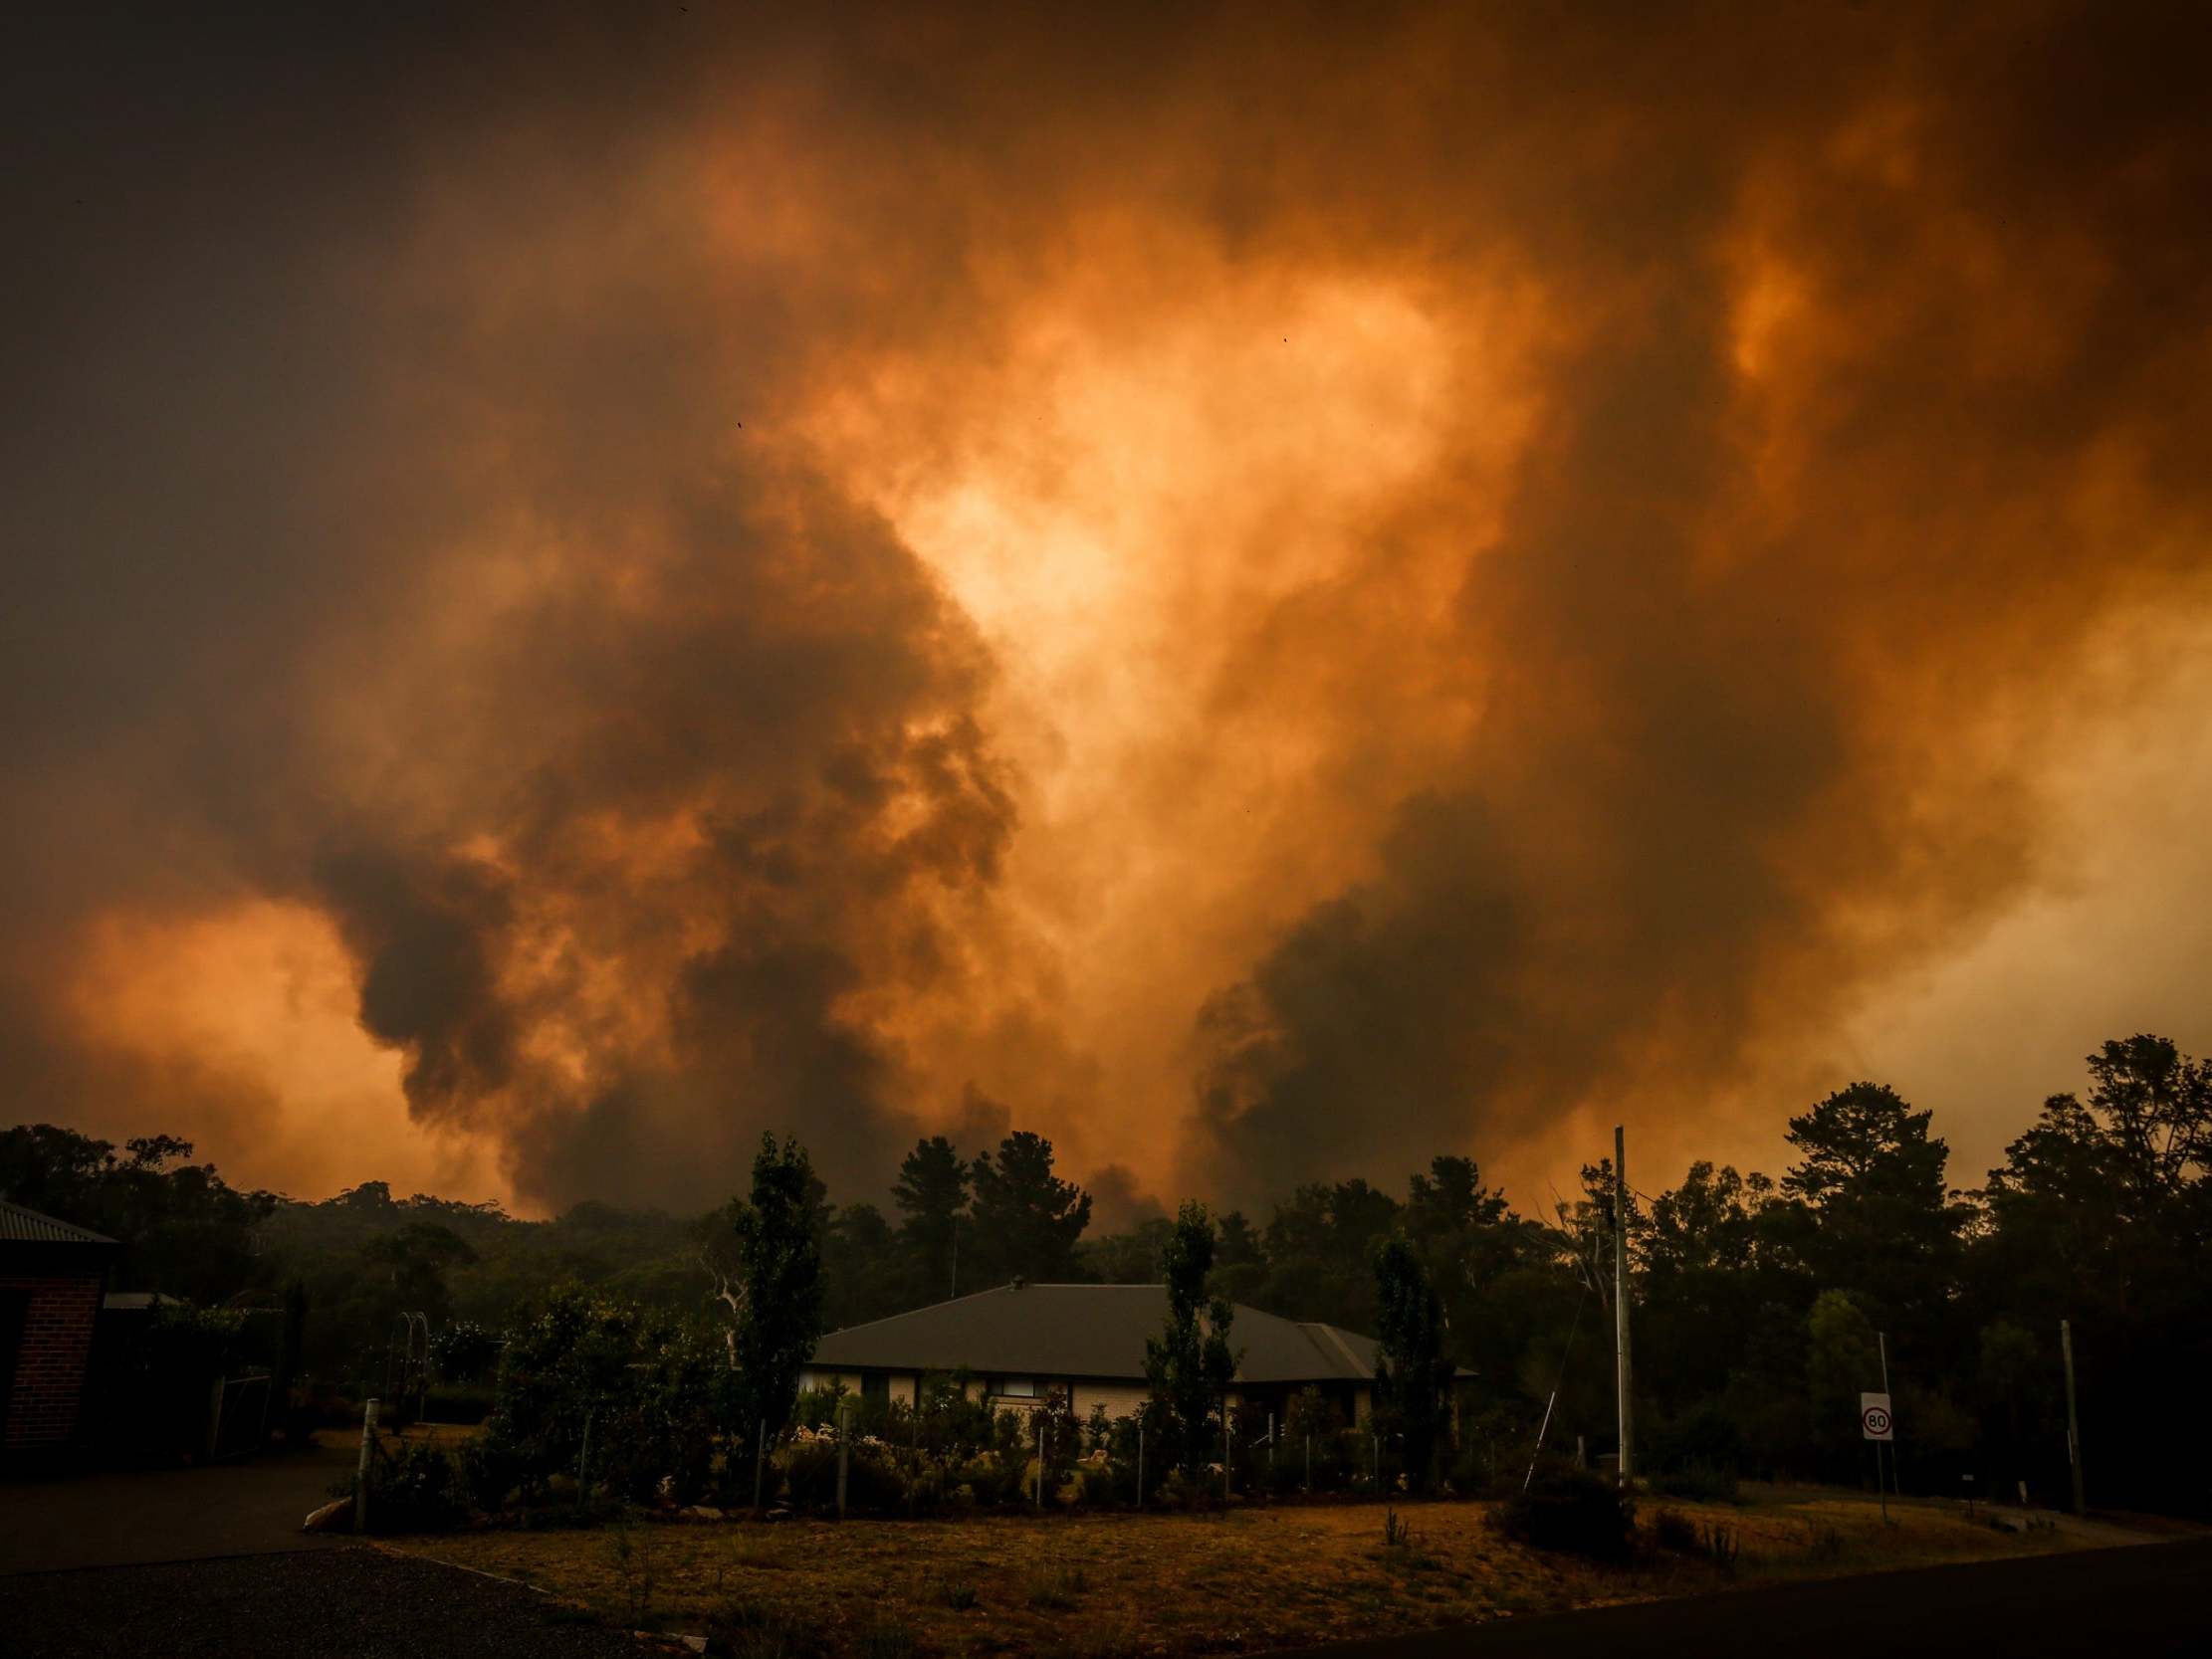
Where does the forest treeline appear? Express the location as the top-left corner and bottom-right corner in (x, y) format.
(2, 1032), (2205, 1514)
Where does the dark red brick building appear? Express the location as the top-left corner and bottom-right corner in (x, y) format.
(1, 1199), (117, 1463)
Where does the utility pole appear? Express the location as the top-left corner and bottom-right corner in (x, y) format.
(2062, 1319), (2085, 1516)
(1614, 1124), (1633, 1488)
(1878, 1331), (1892, 1509)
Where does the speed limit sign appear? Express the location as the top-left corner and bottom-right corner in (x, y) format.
(1861, 1391), (1894, 1441)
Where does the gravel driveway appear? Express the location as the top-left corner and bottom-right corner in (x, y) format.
(0, 1547), (653, 1658)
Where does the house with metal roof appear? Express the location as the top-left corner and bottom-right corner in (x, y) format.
(1, 1199), (118, 1463)
(801, 1280), (1393, 1425)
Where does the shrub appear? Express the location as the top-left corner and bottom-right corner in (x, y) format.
(711, 1598), (826, 1659)
(421, 1382), (496, 1425)
(1024, 1564), (1089, 1609)
(1652, 1462), (1740, 1504)
(376, 1440), (470, 1533)
(957, 1453), (1021, 1509)
(1489, 1466), (1637, 1560)
(858, 1622), (917, 1659)
(777, 1436), (903, 1512)
(430, 1321), (504, 1386)
(1652, 1507), (1698, 1553)
(476, 1285), (726, 1507)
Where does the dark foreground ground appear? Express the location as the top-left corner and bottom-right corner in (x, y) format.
(0, 1440), (351, 1574)
(0, 1546), (645, 1659)
(1289, 1535), (2212, 1659)
(1, 1534), (2205, 1659)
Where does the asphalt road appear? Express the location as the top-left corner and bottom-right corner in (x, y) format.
(1279, 1538), (2212, 1659)
(0, 1442), (351, 1574)
(0, 1547), (647, 1659)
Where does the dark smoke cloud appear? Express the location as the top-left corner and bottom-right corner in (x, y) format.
(1184, 2), (2212, 1200)
(4, 3), (2208, 1214)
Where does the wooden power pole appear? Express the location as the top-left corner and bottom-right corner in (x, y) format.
(1614, 1124), (1633, 1488)
(2062, 1319), (2085, 1516)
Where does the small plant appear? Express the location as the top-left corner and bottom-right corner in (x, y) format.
(1653, 1507), (1698, 1553)
(607, 1517), (657, 1628)
(1701, 1520), (1741, 1571)
(1488, 1466), (1637, 1561)
(858, 1620), (918, 1659)
(710, 1598), (827, 1659)
(938, 1581), (981, 1611)
(1382, 1506), (1410, 1548)
(1025, 1563), (1091, 1609)
(1651, 1463), (1740, 1504)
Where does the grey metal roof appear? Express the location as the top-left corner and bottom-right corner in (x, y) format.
(0, 1199), (116, 1247)
(810, 1282), (1385, 1384)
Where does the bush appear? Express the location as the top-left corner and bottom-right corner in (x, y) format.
(1651, 1462), (1740, 1504)
(476, 1286), (727, 1506)
(1652, 1507), (1698, 1553)
(422, 1382), (496, 1425)
(375, 1440), (470, 1533)
(1650, 1399), (1745, 1476)
(431, 1321), (505, 1386)
(956, 1453), (1022, 1510)
(1024, 1564), (1089, 1609)
(1489, 1466), (1637, 1560)
(711, 1597), (827, 1659)
(777, 1435), (904, 1513)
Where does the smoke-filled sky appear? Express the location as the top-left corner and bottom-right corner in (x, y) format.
(6, 2), (2209, 1220)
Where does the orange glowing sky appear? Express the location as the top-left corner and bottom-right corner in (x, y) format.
(5, 3), (2209, 1220)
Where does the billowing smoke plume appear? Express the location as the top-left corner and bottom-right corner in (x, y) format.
(4, 4), (2208, 1213)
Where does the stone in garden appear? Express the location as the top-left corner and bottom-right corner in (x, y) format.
(302, 1497), (353, 1533)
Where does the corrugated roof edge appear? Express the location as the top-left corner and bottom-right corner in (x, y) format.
(0, 1198), (118, 1246)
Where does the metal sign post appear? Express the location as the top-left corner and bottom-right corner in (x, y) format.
(1861, 1391), (1894, 1523)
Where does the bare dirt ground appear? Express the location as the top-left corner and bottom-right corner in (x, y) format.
(386, 1485), (2178, 1658)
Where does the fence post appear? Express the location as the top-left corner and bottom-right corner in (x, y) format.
(205, 1375), (227, 1462)
(1305, 1433), (1311, 1494)
(1034, 1413), (1044, 1510)
(1222, 1401), (1231, 1502)
(1267, 1413), (1275, 1488)
(837, 1400), (851, 1521)
(1137, 1421), (1145, 1509)
(754, 1419), (767, 1512)
(354, 1397), (379, 1535)
(578, 1404), (593, 1511)
(1372, 1432), (1380, 1492)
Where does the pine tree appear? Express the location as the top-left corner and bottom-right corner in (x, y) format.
(1145, 1201), (1237, 1484)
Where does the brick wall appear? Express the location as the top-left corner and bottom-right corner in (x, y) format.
(0, 1271), (105, 1450)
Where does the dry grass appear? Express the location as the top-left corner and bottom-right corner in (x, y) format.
(387, 1489), (2108, 1656)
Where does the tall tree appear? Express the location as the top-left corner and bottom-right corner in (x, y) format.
(1145, 1201), (1237, 1485)
(1372, 1233), (1455, 1491)
(1805, 1288), (1880, 1472)
(967, 1131), (1091, 1286)
(728, 1135), (826, 1440)
(1780, 1082), (1964, 1339)
(0, 1125), (275, 1302)
(821, 1201), (905, 1329)
(1259, 1178), (1402, 1332)
(892, 1135), (971, 1301)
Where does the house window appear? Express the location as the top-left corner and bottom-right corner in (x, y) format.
(862, 1371), (889, 1404)
(995, 1377), (1037, 1399)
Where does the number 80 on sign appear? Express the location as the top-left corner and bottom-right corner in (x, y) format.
(1861, 1391), (1894, 1441)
